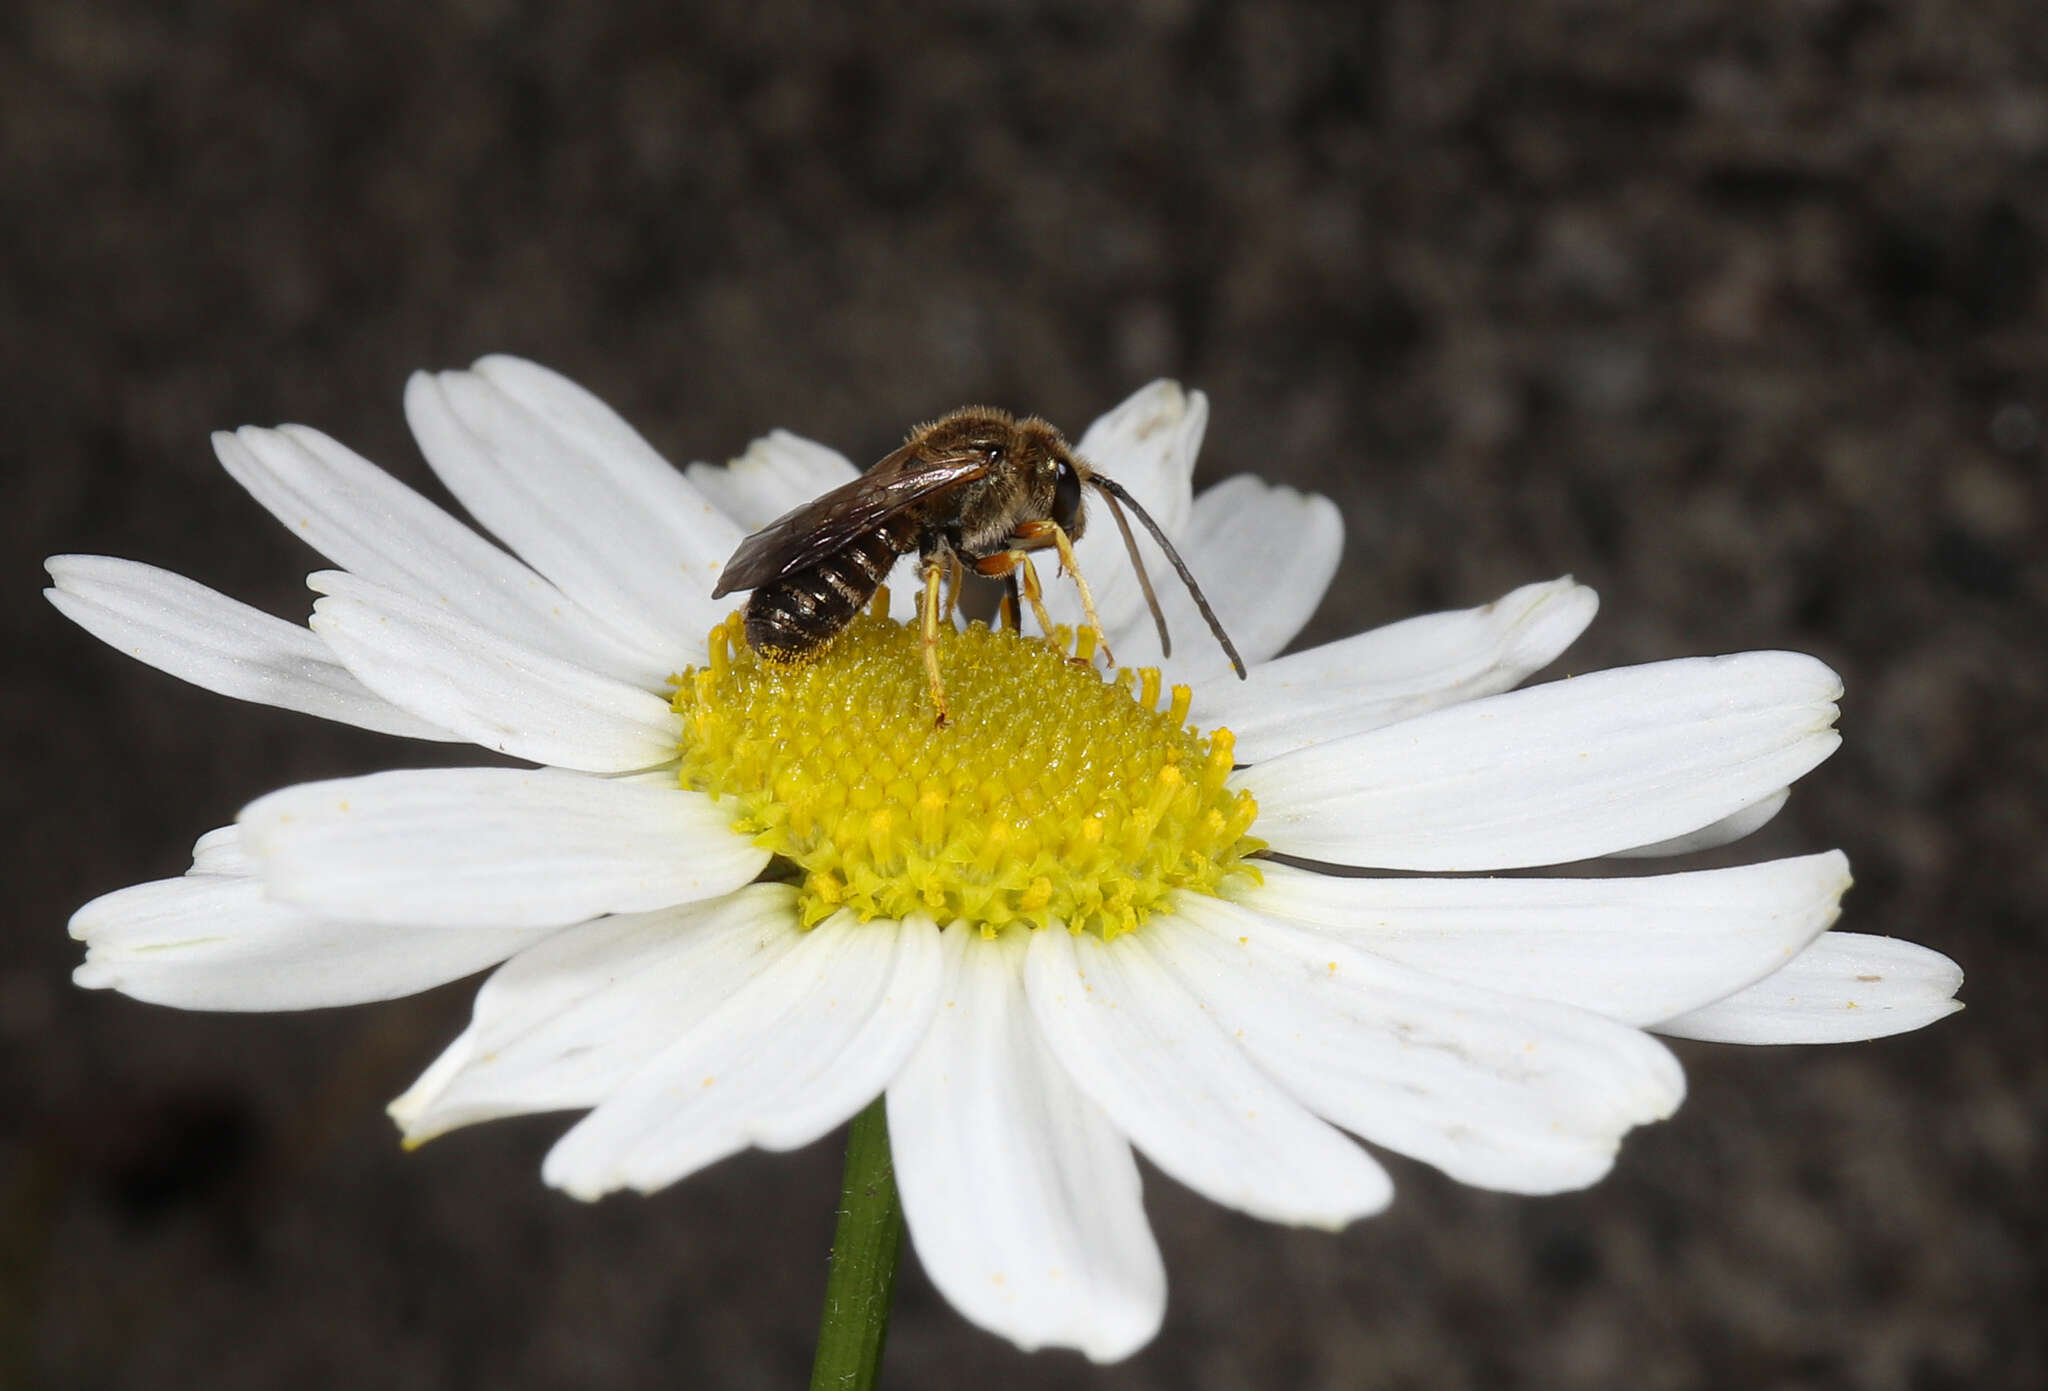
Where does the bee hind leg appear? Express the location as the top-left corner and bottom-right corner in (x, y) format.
(920, 555), (950, 727)
(941, 549), (964, 625)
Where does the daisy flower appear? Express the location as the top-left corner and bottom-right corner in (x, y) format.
(49, 358), (1963, 1364)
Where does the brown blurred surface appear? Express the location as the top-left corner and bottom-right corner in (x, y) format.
(3, 2), (2042, 1388)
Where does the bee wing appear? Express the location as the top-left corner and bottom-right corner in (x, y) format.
(710, 444), (990, 596)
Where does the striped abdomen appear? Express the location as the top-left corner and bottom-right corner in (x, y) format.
(744, 517), (920, 661)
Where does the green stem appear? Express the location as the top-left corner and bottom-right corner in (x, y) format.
(809, 1095), (903, 1391)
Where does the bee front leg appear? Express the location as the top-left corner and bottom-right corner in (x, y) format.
(1006, 519), (1114, 669)
(973, 550), (1058, 641)
(920, 554), (950, 727)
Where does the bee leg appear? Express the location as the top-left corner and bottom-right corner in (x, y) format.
(1014, 555), (1062, 646)
(920, 555), (950, 727)
(973, 550), (1057, 639)
(942, 549), (964, 625)
(999, 572), (1021, 632)
(1007, 519), (1114, 668)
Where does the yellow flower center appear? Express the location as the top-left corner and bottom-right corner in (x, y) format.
(673, 595), (1263, 939)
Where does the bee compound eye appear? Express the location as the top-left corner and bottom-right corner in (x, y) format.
(1053, 461), (1084, 531)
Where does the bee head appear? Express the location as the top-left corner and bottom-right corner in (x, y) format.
(1008, 418), (1088, 543)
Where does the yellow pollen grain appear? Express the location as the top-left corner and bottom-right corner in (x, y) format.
(672, 606), (1263, 939)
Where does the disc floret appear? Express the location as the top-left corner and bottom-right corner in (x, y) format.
(674, 600), (1262, 938)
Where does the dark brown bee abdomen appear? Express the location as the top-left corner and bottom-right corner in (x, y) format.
(744, 517), (920, 661)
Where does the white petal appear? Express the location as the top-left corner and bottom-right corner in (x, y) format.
(1022, 925), (1391, 1227)
(213, 425), (668, 687)
(238, 768), (766, 927)
(1192, 578), (1598, 763)
(469, 355), (745, 587)
(1155, 895), (1687, 1193)
(542, 912), (945, 1199)
(1655, 933), (1964, 1043)
(44, 556), (456, 741)
(390, 884), (803, 1141)
(1176, 474), (1343, 671)
(1242, 652), (1843, 870)
(309, 572), (681, 774)
(1076, 381), (1202, 536)
(1606, 787), (1789, 857)
(684, 429), (862, 533)
(405, 366), (739, 664)
(888, 925), (1165, 1363)
(1040, 382), (1207, 642)
(1246, 852), (1850, 1026)
(71, 871), (550, 1011)
(187, 825), (253, 877)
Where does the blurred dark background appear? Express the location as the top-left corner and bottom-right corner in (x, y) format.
(4, 1), (2042, 1387)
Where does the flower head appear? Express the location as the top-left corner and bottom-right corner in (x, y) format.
(50, 358), (1962, 1361)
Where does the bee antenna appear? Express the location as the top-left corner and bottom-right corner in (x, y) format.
(1093, 479), (1173, 658)
(1090, 475), (1247, 679)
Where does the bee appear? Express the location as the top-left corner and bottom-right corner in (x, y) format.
(710, 406), (1245, 723)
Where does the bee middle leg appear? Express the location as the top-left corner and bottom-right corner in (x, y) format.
(998, 571), (1022, 632)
